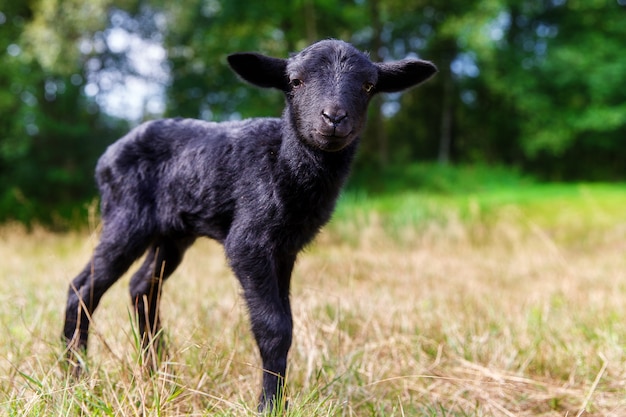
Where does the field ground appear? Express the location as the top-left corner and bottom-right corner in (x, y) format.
(1, 183), (625, 416)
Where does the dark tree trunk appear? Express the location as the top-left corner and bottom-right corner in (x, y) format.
(438, 67), (453, 165)
(436, 38), (456, 165)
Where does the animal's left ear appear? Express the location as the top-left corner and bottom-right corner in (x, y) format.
(227, 53), (289, 91)
(375, 59), (438, 93)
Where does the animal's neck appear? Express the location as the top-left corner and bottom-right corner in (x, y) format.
(278, 109), (359, 194)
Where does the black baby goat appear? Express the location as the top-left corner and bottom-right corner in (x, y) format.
(63, 39), (436, 412)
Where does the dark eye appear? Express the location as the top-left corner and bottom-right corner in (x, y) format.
(291, 79), (303, 88)
(363, 82), (375, 94)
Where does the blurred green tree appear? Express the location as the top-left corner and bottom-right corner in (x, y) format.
(444, 0), (626, 179)
(510, 0), (626, 179)
(0, 0), (129, 224)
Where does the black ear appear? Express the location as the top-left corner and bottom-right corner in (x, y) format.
(375, 59), (438, 93)
(227, 52), (289, 90)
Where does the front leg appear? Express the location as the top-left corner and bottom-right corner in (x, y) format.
(226, 239), (296, 412)
(249, 290), (293, 413)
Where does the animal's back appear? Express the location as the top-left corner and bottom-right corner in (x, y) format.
(95, 117), (283, 237)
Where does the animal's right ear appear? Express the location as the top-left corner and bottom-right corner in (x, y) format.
(227, 53), (289, 91)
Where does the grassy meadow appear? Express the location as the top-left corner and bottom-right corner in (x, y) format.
(1, 176), (625, 416)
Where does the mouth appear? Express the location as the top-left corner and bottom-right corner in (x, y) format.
(310, 130), (354, 152)
(314, 129), (353, 140)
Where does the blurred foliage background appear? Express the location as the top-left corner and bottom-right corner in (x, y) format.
(1, 0), (625, 226)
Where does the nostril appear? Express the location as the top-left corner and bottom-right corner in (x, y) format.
(335, 111), (347, 123)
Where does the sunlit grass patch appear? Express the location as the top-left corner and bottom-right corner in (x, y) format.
(333, 181), (626, 245)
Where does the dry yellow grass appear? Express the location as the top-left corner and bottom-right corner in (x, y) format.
(0, 206), (625, 416)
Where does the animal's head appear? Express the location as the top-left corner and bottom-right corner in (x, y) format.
(228, 39), (437, 152)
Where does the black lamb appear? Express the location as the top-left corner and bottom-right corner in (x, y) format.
(63, 39), (437, 412)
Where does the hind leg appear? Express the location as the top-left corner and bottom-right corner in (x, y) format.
(129, 237), (194, 365)
(63, 222), (151, 363)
